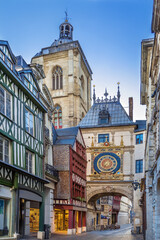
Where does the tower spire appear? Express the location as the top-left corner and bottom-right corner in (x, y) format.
(117, 82), (120, 102)
(104, 88), (108, 101)
(93, 85), (96, 104)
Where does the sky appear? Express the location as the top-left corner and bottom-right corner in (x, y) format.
(0, 0), (153, 120)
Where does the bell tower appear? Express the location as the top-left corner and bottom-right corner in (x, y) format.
(31, 14), (92, 129)
(59, 12), (73, 41)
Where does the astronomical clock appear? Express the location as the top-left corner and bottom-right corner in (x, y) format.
(89, 138), (124, 180)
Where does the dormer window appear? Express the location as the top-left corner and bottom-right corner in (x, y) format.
(98, 107), (110, 125)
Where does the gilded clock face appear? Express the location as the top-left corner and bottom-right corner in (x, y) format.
(94, 152), (121, 174)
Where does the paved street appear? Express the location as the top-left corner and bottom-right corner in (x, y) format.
(52, 225), (143, 240)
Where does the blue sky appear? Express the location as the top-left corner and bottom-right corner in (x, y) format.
(0, 0), (153, 120)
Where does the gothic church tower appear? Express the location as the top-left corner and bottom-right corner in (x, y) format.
(31, 15), (92, 128)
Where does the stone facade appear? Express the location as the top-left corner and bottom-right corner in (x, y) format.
(140, 2), (160, 238)
(31, 20), (92, 129)
(79, 90), (146, 233)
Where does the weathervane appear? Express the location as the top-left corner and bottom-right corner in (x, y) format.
(65, 10), (68, 22)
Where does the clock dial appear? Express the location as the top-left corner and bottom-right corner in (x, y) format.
(94, 152), (121, 174)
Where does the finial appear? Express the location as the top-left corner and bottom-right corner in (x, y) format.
(104, 88), (108, 101)
(93, 85), (96, 104)
(117, 82), (120, 102)
(91, 137), (94, 147)
(65, 10), (68, 22)
(120, 135), (124, 146)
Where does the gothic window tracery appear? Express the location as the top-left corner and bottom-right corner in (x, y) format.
(53, 105), (62, 129)
(52, 66), (63, 90)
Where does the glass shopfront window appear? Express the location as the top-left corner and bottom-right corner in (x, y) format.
(55, 209), (69, 232)
(0, 199), (10, 236)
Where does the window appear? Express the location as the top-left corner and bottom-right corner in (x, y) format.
(26, 151), (35, 174)
(98, 107), (110, 125)
(52, 66), (63, 90)
(0, 135), (9, 163)
(53, 105), (62, 129)
(136, 160), (143, 173)
(98, 134), (109, 143)
(136, 134), (143, 144)
(0, 86), (12, 119)
(25, 109), (34, 135)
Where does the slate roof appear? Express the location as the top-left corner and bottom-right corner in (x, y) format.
(79, 101), (135, 128)
(134, 120), (146, 132)
(53, 126), (79, 146)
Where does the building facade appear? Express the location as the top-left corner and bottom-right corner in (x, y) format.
(0, 41), (48, 239)
(140, 1), (160, 239)
(52, 127), (87, 234)
(30, 62), (59, 234)
(31, 16), (92, 129)
(79, 86), (145, 233)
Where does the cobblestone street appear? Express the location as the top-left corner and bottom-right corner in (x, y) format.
(51, 225), (144, 240)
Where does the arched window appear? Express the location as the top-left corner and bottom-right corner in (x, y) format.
(52, 66), (63, 90)
(53, 105), (62, 129)
(65, 25), (69, 36)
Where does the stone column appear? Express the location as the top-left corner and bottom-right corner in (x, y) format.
(130, 150), (134, 180)
(77, 211), (82, 233)
(82, 212), (86, 232)
(67, 210), (73, 235)
(25, 201), (30, 235)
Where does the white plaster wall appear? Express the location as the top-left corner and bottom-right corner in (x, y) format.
(25, 201), (30, 235)
(44, 188), (54, 233)
(123, 152), (131, 175)
(0, 185), (12, 199)
(114, 131), (131, 146)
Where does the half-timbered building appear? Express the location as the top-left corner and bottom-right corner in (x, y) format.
(53, 126), (87, 234)
(0, 41), (48, 239)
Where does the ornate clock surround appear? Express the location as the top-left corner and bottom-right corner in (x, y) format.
(88, 138), (124, 180)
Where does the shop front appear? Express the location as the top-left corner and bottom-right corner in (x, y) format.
(55, 209), (69, 232)
(0, 185), (12, 238)
(54, 199), (87, 235)
(18, 189), (43, 238)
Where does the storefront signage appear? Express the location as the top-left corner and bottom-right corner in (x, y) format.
(54, 199), (86, 208)
(72, 173), (86, 186)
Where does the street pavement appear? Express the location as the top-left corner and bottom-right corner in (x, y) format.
(52, 224), (144, 240)
(20, 224), (143, 240)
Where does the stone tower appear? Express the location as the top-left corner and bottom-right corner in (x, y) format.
(31, 15), (92, 128)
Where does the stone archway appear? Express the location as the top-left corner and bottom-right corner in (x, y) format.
(87, 181), (133, 204)
(86, 181), (133, 231)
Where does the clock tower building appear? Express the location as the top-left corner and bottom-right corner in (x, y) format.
(31, 15), (92, 129)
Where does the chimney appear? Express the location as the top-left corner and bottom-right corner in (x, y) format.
(129, 97), (133, 121)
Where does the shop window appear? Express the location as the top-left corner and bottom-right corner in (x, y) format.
(0, 85), (12, 119)
(26, 151), (35, 174)
(30, 202), (40, 233)
(53, 105), (62, 129)
(136, 160), (143, 173)
(0, 199), (10, 236)
(136, 134), (143, 144)
(55, 209), (69, 232)
(98, 134), (109, 143)
(52, 66), (63, 90)
(0, 135), (10, 164)
(25, 109), (34, 136)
